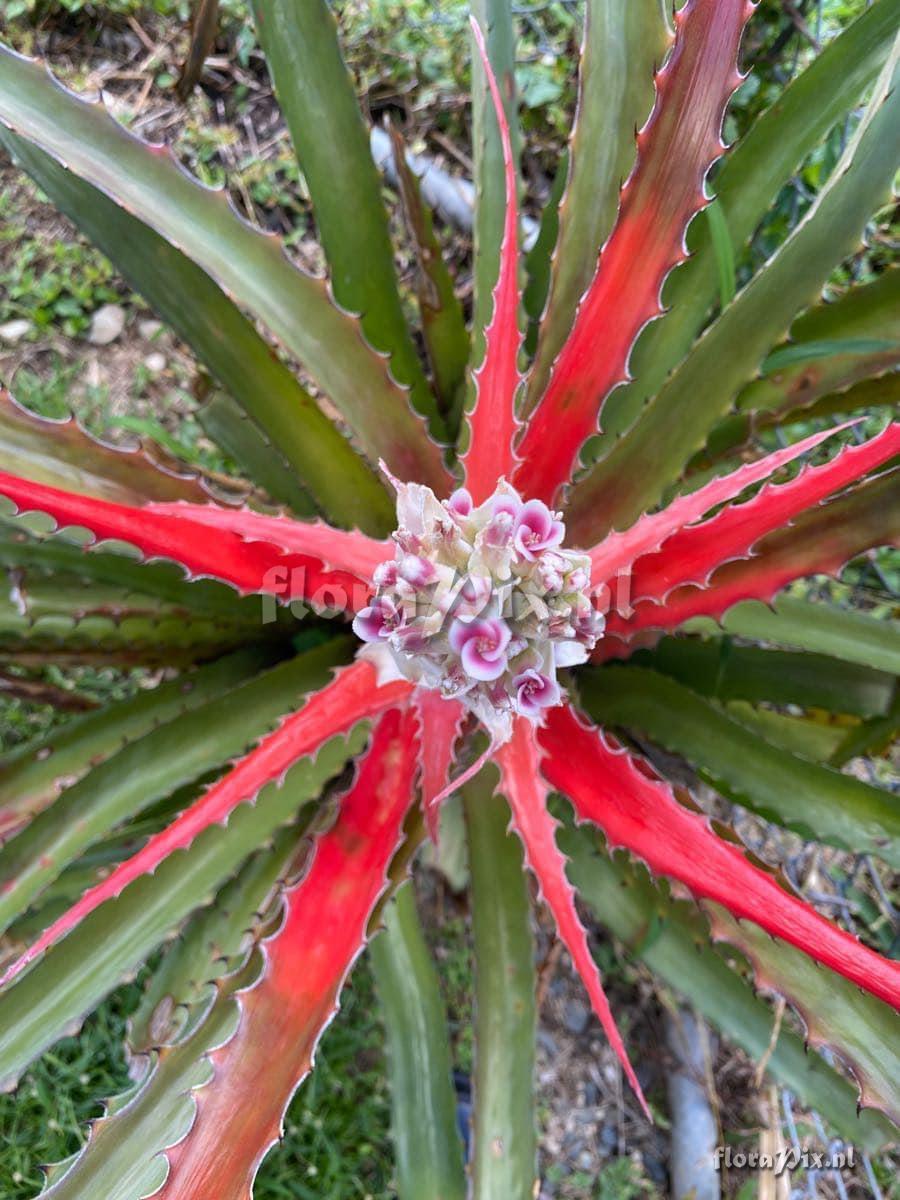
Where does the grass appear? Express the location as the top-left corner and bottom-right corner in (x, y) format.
(0, 962), (396, 1200)
(544, 1158), (656, 1200)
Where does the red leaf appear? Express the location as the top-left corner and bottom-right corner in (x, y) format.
(147, 500), (391, 581)
(540, 705), (900, 1010)
(586, 422), (856, 583)
(497, 718), (651, 1119)
(627, 422), (900, 603)
(0, 471), (374, 612)
(414, 689), (466, 844)
(516, 0), (752, 503)
(157, 706), (419, 1200)
(603, 465), (900, 645)
(461, 17), (523, 503)
(0, 661), (413, 990)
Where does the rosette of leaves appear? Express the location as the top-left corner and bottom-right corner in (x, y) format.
(0, 1), (898, 1196)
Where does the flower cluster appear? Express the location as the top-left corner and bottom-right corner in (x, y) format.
(353, 476), (604, 739)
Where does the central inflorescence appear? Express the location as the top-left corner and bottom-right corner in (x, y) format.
(354, 476), (604, 739)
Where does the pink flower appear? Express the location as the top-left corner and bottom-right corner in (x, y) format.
(483, 510), (516, 549)
(514, 500), (564, 561)
(490, 492), (522, 521)
(352, 596), (400, 643)
(512, 668), (561, 717)
(372, 559), (399, 589)
(398, 554), (437, 587)
(449, 617), (511, 681)
(446, 488), (473, 518)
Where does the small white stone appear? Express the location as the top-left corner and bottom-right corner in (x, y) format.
(87, 303), (127, 345)
(143, 352), (167, 373)
(0, 318), (32, 343)
(138, 318), (163, 340)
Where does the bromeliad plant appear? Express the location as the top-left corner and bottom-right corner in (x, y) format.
(0, 0), (899, 1194)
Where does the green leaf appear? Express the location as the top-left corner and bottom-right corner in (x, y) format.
(719, 269), (900, 446)
(683, 594), (900, 676)
(594, 0), (900, 453)
(0, 647), (278, 835)
(249, 0), (440, 435)
(579, 665), (900, 866)
(0, 388), (215, 507)
(388, 126), (470, 435)
(697, 375), (900, 474)
(0, 48), (447, 496)
(0, 130), (393, 533)
(0, 722), (369, 1090)
(723, 702), (846, 762)
(470, 0), (520, 369)
(40, 964), (245, 1198)
(523, 0), (670, 409)
(561, 823), (900, 1149)
(829, 690), (900, 768)
(38, 826), (307, 1199)
(463, 771), (536, 1200)
(704, 197), (736, 310)
(0, 514), (281, 625)
(570, 30), (900, 537)
(636, 632), (897, 717)
(370, 884), (466, 1200)
(522, 152), (567, 357)
(0, 640), (353, 935)
(126, 824), (304, 1054)
(761, 338), (899, 374)
(703, 903), (900, 1124)
(196, 391), (316, 517)
(0, 568), (258, 667)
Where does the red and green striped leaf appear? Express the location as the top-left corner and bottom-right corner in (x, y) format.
(523, 0), (671, 407)
(595, 0), (899, 456)
(579, 664), (900, 867)
(540, 705), (900, 1009)
(626, 422), (900, 603)
(497, 719), (649, 1118)
(146, 500), (390, 582)
(586, 421), (855, 581)
(603, 466), (900, 647)
(461, 18), (523, 502)
(0, 389), (219, 507)
(566, 32), (900, 541)
(0, 660), (412, 990)
(155, 706), (419, 1199)
(563, 823), (900, 1133)
(516, 0), (752, 503)
(0, 472), (375, 612)
(414, 689), (466, 846)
